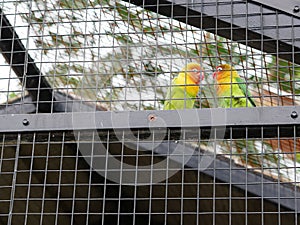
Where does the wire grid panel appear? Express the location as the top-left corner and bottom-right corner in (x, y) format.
(0, 1), (299, 225)
(0, 129), (299, 225)
(0, 0), (299, 112)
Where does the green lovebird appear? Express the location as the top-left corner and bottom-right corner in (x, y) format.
(212, 64), (277, 168)
(213, 64), (256, 108)
(164, 63), (204, 110)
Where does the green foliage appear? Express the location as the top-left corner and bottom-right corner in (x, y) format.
(8, 92), (17, 99)
(268, 56), (300, 94)
(59, 0), (105, 8)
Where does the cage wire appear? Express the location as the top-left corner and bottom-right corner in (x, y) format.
(0, 0), (300, 225)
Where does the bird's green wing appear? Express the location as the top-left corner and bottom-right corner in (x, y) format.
(236, 76), (256, 107)
(164, 85), (195, 110)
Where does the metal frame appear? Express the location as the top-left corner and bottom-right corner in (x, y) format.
(124, 0), (300, 64)
(0, 106), (298, 140)
(0, 3), (299, 219)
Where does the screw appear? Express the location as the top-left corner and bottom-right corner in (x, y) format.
(291, 111), (298, 119)
(294, 6), (300, 13)
(148, 114), (156, 121)
(22, 119), (30, 126)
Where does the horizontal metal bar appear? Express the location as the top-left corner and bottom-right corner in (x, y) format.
(1, 106), (299, 133)
(124, 0), (300, 64)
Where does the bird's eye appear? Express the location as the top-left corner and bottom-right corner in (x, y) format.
(192, 68), (198, 73)
(217, 67), (223, 71)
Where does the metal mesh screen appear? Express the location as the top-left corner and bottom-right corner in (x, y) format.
(0, 129), (299, 225)
(1, 0), (299, 111)
(0, 0), (299, 225)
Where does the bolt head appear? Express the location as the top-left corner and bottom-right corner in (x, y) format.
(291, 111), (298, 119)
(294, 5), (300, 13)
(22, 119), (30, 126)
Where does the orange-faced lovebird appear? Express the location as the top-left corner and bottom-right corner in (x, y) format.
(164, 63), (204, 110)
(213, 64), (256, 108)
(212, 64), (278, 168)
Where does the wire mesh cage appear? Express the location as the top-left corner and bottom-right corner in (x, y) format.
(0, 0), (300, 225)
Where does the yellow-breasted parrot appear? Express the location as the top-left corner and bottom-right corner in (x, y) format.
(212, 64), (277, 168)
(164, 63), (204, 110)
(213, 64), (256, 108)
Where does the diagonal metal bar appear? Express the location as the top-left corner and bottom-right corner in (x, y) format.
(129, 140), (300, 212)
(250, 0), (300, 18)
(124, 0), (300, 64)
(0, 8), (55, 113)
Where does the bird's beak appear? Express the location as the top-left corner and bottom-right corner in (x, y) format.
(213, 71), (217, 79)
(199, 71), (204, 82)
(194, 71), (204, 84)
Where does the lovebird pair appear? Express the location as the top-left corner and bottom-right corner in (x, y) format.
(163, 63), (256, 110)
(164, 63), (267, 168)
